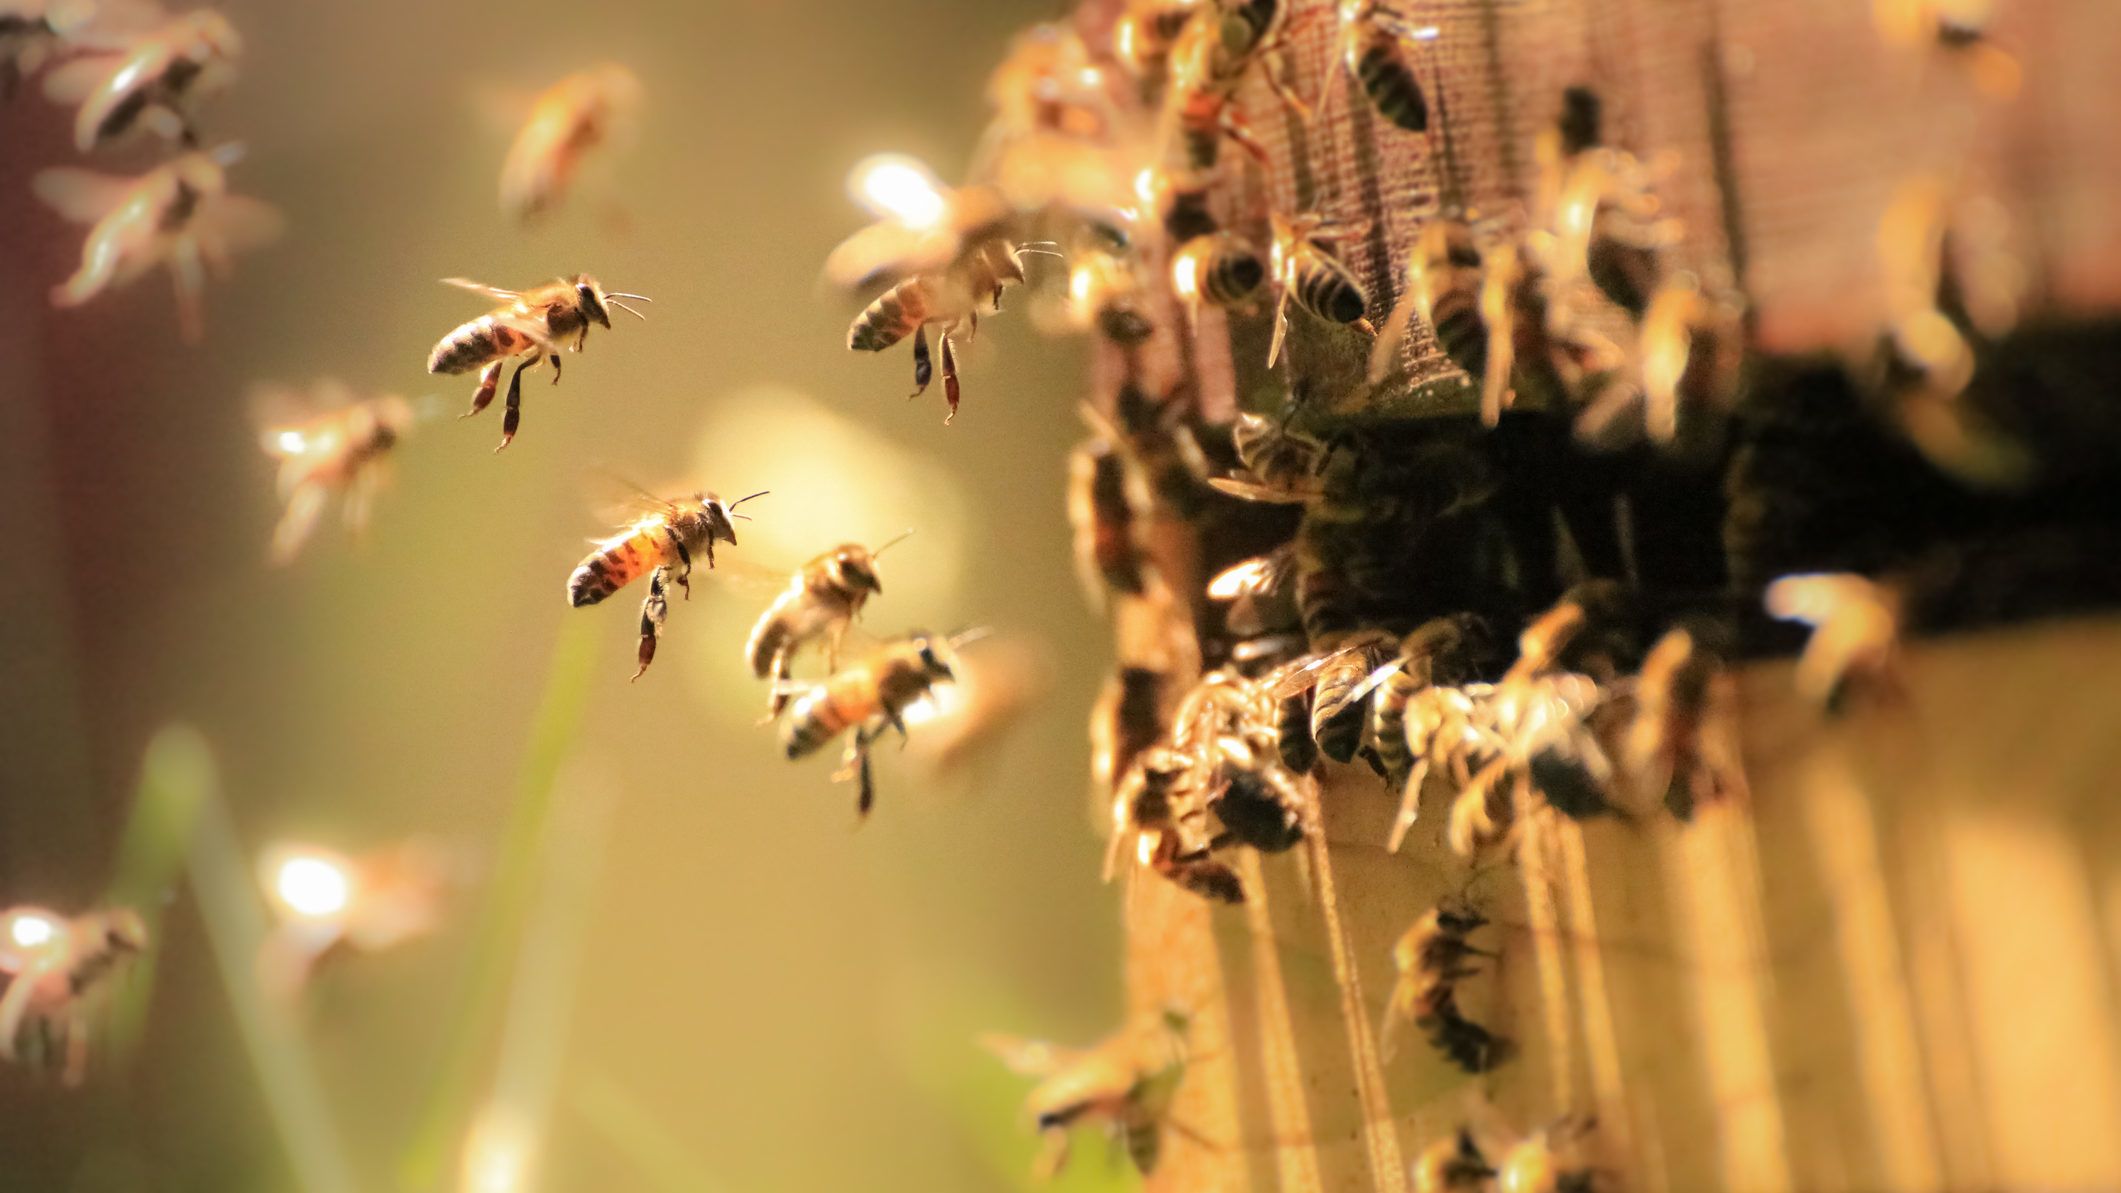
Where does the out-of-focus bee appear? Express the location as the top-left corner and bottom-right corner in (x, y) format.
(1636, 272), (1745, 446)
(1206, 544), (1298, 640)
(256, 382), (415, 566)
(1114, 0), (1203, 92)
(1365, 613), (1493, 791)
(1381, 901), (1504, 1071)
(499, 62), (641, 223)
(1268, 211), (1375, 367)
(1138, 163), (1220, 244)
(1, 0), (98, 98)
(41, 7), (238, 152)
(1171, 231), (1268, 328)
(1763, 572), (1906, 713)
(1504, 580), (1636, 686)
(1104, 745), (1233, 899)
(1873, 0), (2020, 97)
(425, 274), (649, 451)
(1550, 147), (1680, 319)
(255, 840), (452, 1000)
(982, 22), (1117, 145)
(1087, 389), (1214, 519)
(1070, 433), (1151, 605)
(1413, 1127), (1497, 1193)
(1483, 238), (1630, 427)
(1498, 1114), (1602, 1193)
(1162, 0), (1307, 171)
(1370, 215), (1484, 385)
(35, 142), (280, 342)
(1392, 682), (1493, 850)
(1624, 625), (1747, 819)
(1091, 664), (1170, 793)
(1065, 243), (1155, 345)
(744, 534), (902, 716)
(1327, 1), (1438, 132)
(824, 158), (1013, 293)
(567, 487), (766, 680)
(0, 906), (145, 1085)
(982, 1009), (1192, 1180)
(904, 633), (1049, 777)
(849, 238), (1047, 424)
(1532, 86), (1603, 231)
(1208, 410), (1329, 503)
(779, 631), (963, 818)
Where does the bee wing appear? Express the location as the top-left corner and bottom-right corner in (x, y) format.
(201, 193), (286, 259)
(31, 166), (137, 224)
(1265, 646), (1365, 698)
(1343, 656), (1411, 707)
(37, 52), (117, 105)
(821, 220), (959, 293)
(1206, 549), (1294, 600)
(1207, 476), (1311, 505)
(440, 277), (523, 303)
(978, 1032), (1081, 1076)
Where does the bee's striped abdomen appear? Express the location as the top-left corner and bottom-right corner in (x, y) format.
(1293, 255), (1368, 325)
(781, 679), (870, 759)
(1201, 246), (1265, 306)
(429, 316), (531, 375)
(1354, 40), (1428, 131)
(847, 278), (931, 352)
(567, 531), (657, 608)
(1428, 284), (1486, 378)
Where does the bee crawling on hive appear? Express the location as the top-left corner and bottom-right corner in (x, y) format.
(426, 274), (650, 451)
(1624, 624), (1748, 820)
(1321, 1), (1439, 133)
(1412, 1126), (1496, 1193)
(1267, 209), (1376, 368)
(255, 381), (417, 566)
(1381, 899), (1508, 1072)
(0, 905), (146, 1086)
(35, 141), (281, 342)
(499, 62), (641, 224)
(744, 533), (907, 718)
(982, 1007), (1196, 1179)
(1764, 572), (1908, 713)
(777, 630), (973, 819)
(567, 486), (767, 680)
(40, 4), (240, 153)
(1498, 1113), (1606, 1193)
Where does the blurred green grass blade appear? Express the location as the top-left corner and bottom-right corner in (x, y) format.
(398, 617), (600, 1191)
(174, 725), (360, 1193)
(104, 727), (214, 1059)
(572, 1073), (727, 1193)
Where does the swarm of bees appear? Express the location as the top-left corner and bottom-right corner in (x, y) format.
(0, 905), (146, 1086)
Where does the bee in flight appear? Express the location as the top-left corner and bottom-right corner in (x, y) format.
(35, 141), (280, 341)
(847, 238), (1049, 424)
(1, 0), (100, 99)
(567, 487), (766, 680)
(499, 62), (641, 223)
(255, 838), (452, 999)
(255, 381), (416, 565)
(425, 274), (649, 451)
(778, 631), (966, 818)
(0, 905), (147, 1086)
(981, 1008), (1193, 1179)
(40, 6), (240, 152)
(744, 533), (909, 717)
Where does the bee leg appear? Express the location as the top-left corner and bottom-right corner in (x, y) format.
(1219, 106), (1271, 167)
(836, 727), (877, 820)
(463, 362), (503, 418)
(762, 650), (792, 721)
(909, 325), (932, 397)
(631, 568), (669, 681)
(667, 530), (693, 596)
(826, 623), (846, 672)
(575, 327), (588, 352)
(496, 359), (533, 451)
(940, 332), (961, 424)
(548, 353), (562, 385)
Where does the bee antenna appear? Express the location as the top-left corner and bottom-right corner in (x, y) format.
(605, 292), (654, 302)
(607, 300), (650, 321)
(872, 528), (916, 557)
(728, 490), (770, 510)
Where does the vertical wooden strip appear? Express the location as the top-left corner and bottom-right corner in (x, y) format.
(1236, 854), (1327, 1193)
(1554, 822), (1655, 1191)
(1516, 815), (1581, 1112)
(1303, 830), (1410, 1193)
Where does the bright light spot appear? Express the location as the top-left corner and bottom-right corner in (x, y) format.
(849, 154), (947, 227)
(1171, 253), (1201, 299)
(273, 852), (353, 920)
(460, 1104), (536, 1193)
(1069, 262), (1097, 306)
(276, 430), (307, 454)
(1410, 25), (1441, 40)
(1077, 66), (1104, 89)
(901, 684), (960, 728)
(9, 914), (58, 950)
(1133, 168), (1157, 207)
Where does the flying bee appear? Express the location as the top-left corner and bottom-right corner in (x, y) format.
(1268, 210), (1375, 368)
(982, 1009), (1193, 1179)
(1325, 0), (1438, 132)
(1551, 147), (1681, 318)
(256, 382), (415, 566)
(567, 487), (766, 680)
(1365, 613), (1494, 791)
(1069, 433), (1151, 605)
(779, 631), (964, 819)
(1381, 900), (1505, 1071)
(499, 62), (641, 223)
(1498, 1114), (1602, 1193)
(903, 633), (1048, 777)
(1, 0), (99, 98)
(0, 906), (146, 1085)
(1171, 231), (1268, 327)
(255, 839), (452, 999)
(1066, 243), (1155, 345)
(1413, 1127), (1497, 1193)
(426, 274), (648, 451)
(1370, 215), (1484, 385)
(1763, 572), (1906, 713)
(744, 533), (905, 716)
(848, 238), (1048, 424)
(35, 142), (280, 342)
(40, 6), (239, 152)
(1625, 625), (1747, 820)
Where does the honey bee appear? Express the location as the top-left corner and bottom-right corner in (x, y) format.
(1070, 434), (1151, 605)
(1413, 1127), (1497, 1193)
(1624, 625), (1747, 819)
(499, 62), (641, 223)
(1207, 410), (1329, 503)
(1091, 663), (1169, 793)
(744, 534), (902, 716)
(255, 840), (451, 998)
(1551, 147), (1681, 319)
(1, 0), (97, 98)
(1066, 243), (1155, 345)
(1162, 0), (1305, 170)
(847, 238), (1043, 424)
(1498, 1114), (1602, 1193)
(35, 142), (280, 342)
(982, 1009), (1193, 1179)
(0, 906), (146, 1085)
(1503, 580), (1634, 686)
(1532, 86), (1603, 231)
(904, 633), (1048, 776)
(256, 382), (415, 566)
(1480, 238), (1631, 429)
(1874, 0), (2020, 97)
(1289, 627), (1397, 764)
(1763, 572), (1906, 713)
(39, 6), (238, 151)
(1268, 211), (1375, 367)
(1138, 163), (1220, 245)
(426, 274), (649, 451)
(1114, 0), (1203, 90)
(1366, 613), (1494, 792)
(982, 22), (1117, 145)
(567, 488), (767, 680)
(1328, 1), (1438, 132)
(779, 631), (962, 818)
(1381, 901), (1504, 1071)
(1092, 388), (1215, 519)
(1370, 215), (1484, 386)
(1636, 273), (1745, 446)
(1104, 745), (1225, 895)
(1171, 231), (1268, 326)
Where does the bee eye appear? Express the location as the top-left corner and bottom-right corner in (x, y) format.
(577, 283), (595, 303)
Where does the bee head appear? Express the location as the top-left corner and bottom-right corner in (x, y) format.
(103, 909), (148, 955)
(573, 275), (613, 328)
(828, 547), (882, 596)
(912, 636), (955, 681)
(702, 489), (769, 546)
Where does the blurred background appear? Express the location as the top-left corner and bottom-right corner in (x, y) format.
(0, 1), (1135, 1188)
